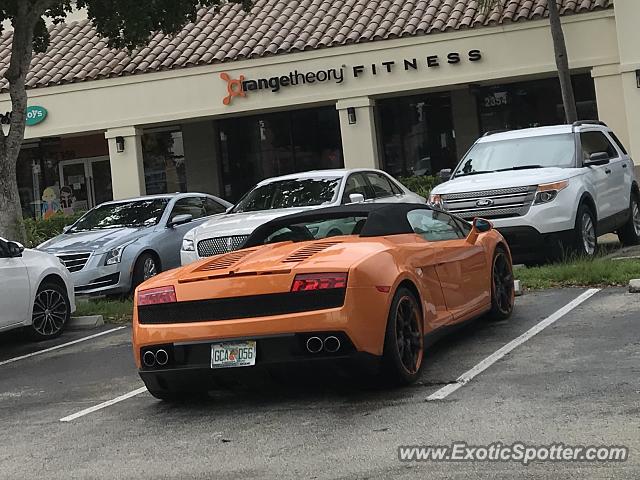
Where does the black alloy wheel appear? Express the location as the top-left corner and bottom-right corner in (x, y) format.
(488, 247), (515, 321)
(380, 287), (424, 385)
(30, 282), (70, 340)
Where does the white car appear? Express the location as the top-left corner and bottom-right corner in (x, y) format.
(429, 122), (639, 263)
(0, 237), (76, 340)
(181, 168), (425, 264)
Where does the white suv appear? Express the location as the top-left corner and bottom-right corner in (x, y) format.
(429, 122), (640, 263)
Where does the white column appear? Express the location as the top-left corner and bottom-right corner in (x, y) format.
(336, 97), (380, 169)
(105, 126), (146, 199)
(592, 65), (631, 151)
(612, 0), (640, 168)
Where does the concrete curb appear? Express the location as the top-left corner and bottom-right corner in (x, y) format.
(514, 280), (522, 297)
(68, 315), (104, 330)
(629, 279), (640, 293)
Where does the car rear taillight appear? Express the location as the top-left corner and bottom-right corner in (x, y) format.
(137, 286), (177, 306)
(291, 273), (347, 292)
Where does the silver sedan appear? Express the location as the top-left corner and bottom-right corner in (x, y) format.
(38, 193), (232, 295)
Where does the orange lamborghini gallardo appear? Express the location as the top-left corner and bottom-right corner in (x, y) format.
(133, 203), (515, 400)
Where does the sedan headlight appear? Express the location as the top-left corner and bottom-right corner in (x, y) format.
(182, 237), (195, 252)
(534, 180), (569, 205)
(428, 193), (443, 208)
(105, 243), (129, 266)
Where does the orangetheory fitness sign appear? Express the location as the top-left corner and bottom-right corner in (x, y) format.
(220, 49), (482, 105)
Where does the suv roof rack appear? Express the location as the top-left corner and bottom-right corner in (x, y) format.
(572, 120), (608, 128)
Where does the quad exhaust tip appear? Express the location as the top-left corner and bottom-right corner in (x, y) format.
(143, 349), (169, 367)
(142, 351), (156, 367)
(155, 349), (169, 366)
(305, 336), (341, 354)
(324, 336), (341, 353)
(306, 336), (324, 354)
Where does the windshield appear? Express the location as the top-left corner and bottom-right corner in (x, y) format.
(454, 134), (576, 178)
(70, 199), (169, 231)
(231, 178), (341, 213)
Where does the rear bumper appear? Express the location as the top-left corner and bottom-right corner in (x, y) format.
(138, 333), (380, 391)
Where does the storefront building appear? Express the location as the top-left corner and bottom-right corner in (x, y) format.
(1, 0), (637, 219)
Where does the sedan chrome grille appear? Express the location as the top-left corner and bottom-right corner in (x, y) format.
(55, 252), (91, 272)
(197, 235), (249, 258)
(442, 186), (537, 220)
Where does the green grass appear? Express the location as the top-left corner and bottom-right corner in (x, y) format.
(75, 298), (134, 324)
(516, 257), (640, 290)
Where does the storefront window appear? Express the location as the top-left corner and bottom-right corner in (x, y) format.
(16, 134), (111, 219)
(218, 106), (343, 202)
(142, 129), (186, 195)
(378, 93), (457, 178)
(477, 73), (598, 133)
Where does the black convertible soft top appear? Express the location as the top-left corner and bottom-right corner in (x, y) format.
(243, 203), (433, 248)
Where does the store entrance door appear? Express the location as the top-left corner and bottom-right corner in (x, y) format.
(59, 156), (113, 214)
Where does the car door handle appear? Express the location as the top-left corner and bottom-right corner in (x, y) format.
(622, 163), (627, 169)
(605, 169), (612, 175)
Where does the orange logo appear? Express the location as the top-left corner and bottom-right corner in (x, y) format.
(221, 72), (246, 105)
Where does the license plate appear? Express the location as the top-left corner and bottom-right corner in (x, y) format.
(211, 341), (256, 369)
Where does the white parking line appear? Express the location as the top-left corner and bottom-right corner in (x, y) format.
(427, 288), (601, 401)
(0, 326), (127, 367)
(60, 386), (148, 422)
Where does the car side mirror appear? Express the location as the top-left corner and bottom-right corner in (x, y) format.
(474, 217), (493, 233)
(62, 225), (72, 234)
(467, 218), (492, 244)
(7, 241), (25, 257)
(438, 169), (452, 182)
(348, 193), (365, 204)
(584, 152), (610, 166)
(167, 214), (193, 228)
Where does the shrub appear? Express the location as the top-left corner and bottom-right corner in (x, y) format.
(398, 175), (441, 199)
(21, 213), (84, 248)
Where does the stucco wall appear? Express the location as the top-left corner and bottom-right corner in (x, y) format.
(0, 11), (619, 140)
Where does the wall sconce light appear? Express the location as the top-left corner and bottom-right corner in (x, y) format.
(636, 70), (640, 89)
(347, 107), (357, 125)
(115, 136), (125, 153)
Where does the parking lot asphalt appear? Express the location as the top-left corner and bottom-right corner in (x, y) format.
(0, 288), (638, 479)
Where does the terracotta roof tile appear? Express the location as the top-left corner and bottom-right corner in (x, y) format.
(0, 0), (612, 92)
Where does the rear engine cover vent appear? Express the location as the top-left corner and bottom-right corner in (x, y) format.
(195, 249), (257, 272)
(282, 242), (341, 263)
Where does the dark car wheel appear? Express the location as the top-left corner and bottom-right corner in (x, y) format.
(29, 282), (70, 340)
(573, 204), (597, 257)
(618, 192), (640, 246)
(380, 287), (424, 386)
(488, 247), (515, 321)
(132, 253), (160, 291)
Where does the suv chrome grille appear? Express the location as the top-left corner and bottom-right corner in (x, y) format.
(197, 235), (249, 258)
(442, 186), (537, 220)
(55, 252), (91, 272)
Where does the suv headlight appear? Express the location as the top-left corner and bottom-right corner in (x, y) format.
(428, 193), (443, 208)
(534, 180), (569, 205)
(182, 237), (195, 252)
(104, 243), (130, 266)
